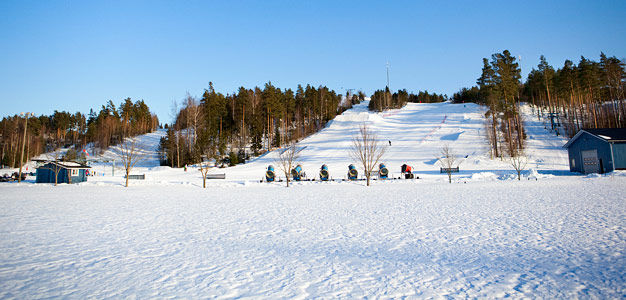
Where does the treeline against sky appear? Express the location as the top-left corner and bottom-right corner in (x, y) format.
(160, 82), (361, 168)
(0, 98), (159, 168)
(453, 51), (625, 158)
(368, 88), (447, 112)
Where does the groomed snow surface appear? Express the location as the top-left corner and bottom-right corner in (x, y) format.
(1, 178), (625, 298)
(1, 101), (625, 298)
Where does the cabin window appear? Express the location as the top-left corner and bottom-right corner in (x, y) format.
(71, 169), (79, 176)
(571, 159), (575, 168)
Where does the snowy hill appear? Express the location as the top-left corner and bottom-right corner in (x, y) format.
(90, 129), (166, 168)
(79, 100), (571, 186)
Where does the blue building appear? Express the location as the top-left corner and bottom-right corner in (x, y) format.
(563, 129), (626, 174)
(36, 161), (92, 184)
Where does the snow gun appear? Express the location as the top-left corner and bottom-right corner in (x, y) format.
(401, 164), (414, 179)
(348, 164), (358, 180)
(378, 163), (389, 179)
(265, 165), (276, 182)
(319, 164), (330, 181)
(291, 164), (304, 181)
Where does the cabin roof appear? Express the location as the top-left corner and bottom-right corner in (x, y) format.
(563, 128), (626, 148)
(38, 161), (91, 169)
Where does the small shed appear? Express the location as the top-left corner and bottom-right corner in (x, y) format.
(563, 128), (626, 174)
(36, 161), (92, 184)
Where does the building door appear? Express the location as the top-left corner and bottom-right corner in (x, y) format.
(582, 149), (599, 174)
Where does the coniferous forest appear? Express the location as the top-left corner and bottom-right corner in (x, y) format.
(453, 51), (625, 158)
(0, 98), (159, 168)
(368, 88), (447, 112)
(158, 82), (357, 168)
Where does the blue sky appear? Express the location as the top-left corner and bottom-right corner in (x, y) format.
(1, 0), (625, 123)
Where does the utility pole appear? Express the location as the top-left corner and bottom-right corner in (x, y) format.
(18, 112), (34, 183)
(386, 62), (390, 91)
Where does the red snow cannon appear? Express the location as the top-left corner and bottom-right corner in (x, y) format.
(401, 164), (414, 179)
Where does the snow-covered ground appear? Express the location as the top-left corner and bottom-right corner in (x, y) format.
(1, 176), (625, 298)
(1, 101), (625, 298)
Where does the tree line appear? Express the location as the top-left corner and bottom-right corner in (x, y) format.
(452, 50), (524, 158)
(159, 82), (358, 168)
(452, 50), (625, 158)
(0, 98), (159, 168)
(368, 88), (447, 111)
(523, 53), (625, 136)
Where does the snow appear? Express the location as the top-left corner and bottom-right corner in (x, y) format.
(1, 178), (625, 298)
(1, 101), (625, 297)
(34, 101), (571, 186)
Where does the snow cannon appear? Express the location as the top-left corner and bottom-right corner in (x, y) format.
(401, 164), (414, 179)
(319, 164), (330, 181)
(291, 164), (304, 181)
(378, 163), (389, 179)
(347, 164), (358, 180)
(265, 165), (276, 182)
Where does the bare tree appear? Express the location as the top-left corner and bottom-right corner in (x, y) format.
(274, 142), (300, 187)
(118, 139), (145, 187)
(510, 149), (529, 181)
(438, 144), (458, 183)
(184, 93), (202, 152)
(350, 124), (387, 186)
(199, 141), (217, 188)
(40, 150), (64, 186)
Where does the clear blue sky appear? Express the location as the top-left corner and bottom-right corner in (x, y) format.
(1, 0), (625, 123)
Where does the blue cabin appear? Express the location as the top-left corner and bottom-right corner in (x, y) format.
(36, 161), (92, 184)
(563, 128), (626, 174)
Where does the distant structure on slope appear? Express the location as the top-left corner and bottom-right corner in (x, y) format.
(563, 128), (626, 174)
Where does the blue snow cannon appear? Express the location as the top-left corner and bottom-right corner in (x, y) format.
(347, 164), (358, 180)
(319, 164), (330, 181)
(291, 164), (304, 181)
(265, 165), (276, 182)
(379, 163), (389, 179)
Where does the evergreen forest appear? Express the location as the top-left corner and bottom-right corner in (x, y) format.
(0, 98), (159, 168)
(452, 51), (625, 158)
(159, 82), (358, 168)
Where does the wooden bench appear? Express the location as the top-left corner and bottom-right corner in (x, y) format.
(440, 167), (459, 173)
(206, 173), (226, 179)
(127, 174), (145, 180)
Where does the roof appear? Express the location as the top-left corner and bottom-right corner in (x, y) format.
(583, 128), (626, 142)
(39, 161), (91, 169)
(563, 128), (626, 148)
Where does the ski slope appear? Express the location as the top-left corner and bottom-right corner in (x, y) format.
(70, 100), (571, 186)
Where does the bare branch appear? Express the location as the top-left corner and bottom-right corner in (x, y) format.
(117, 139), (146, 187)
(199, 140), (217, 188)
(509, 149), (529, 181)
(349, 124), (386, 186)
(39, 150), (64, 186)
(438, 144), (458, 183)
(274, 143), (301, 187)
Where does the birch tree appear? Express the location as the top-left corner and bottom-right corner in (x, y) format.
(40, 150), (64, 186)
(438, 144), (458, 184)
(350, 124), (387, 186)
(118, 139), (145, 187)
(510, 149), (529, 181)
(274, 142), (300, 187)
(199, 140), (217, 188)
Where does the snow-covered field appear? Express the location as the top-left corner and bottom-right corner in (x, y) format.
(1, 177), (625, 298)
(1, 101), (625, 298)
